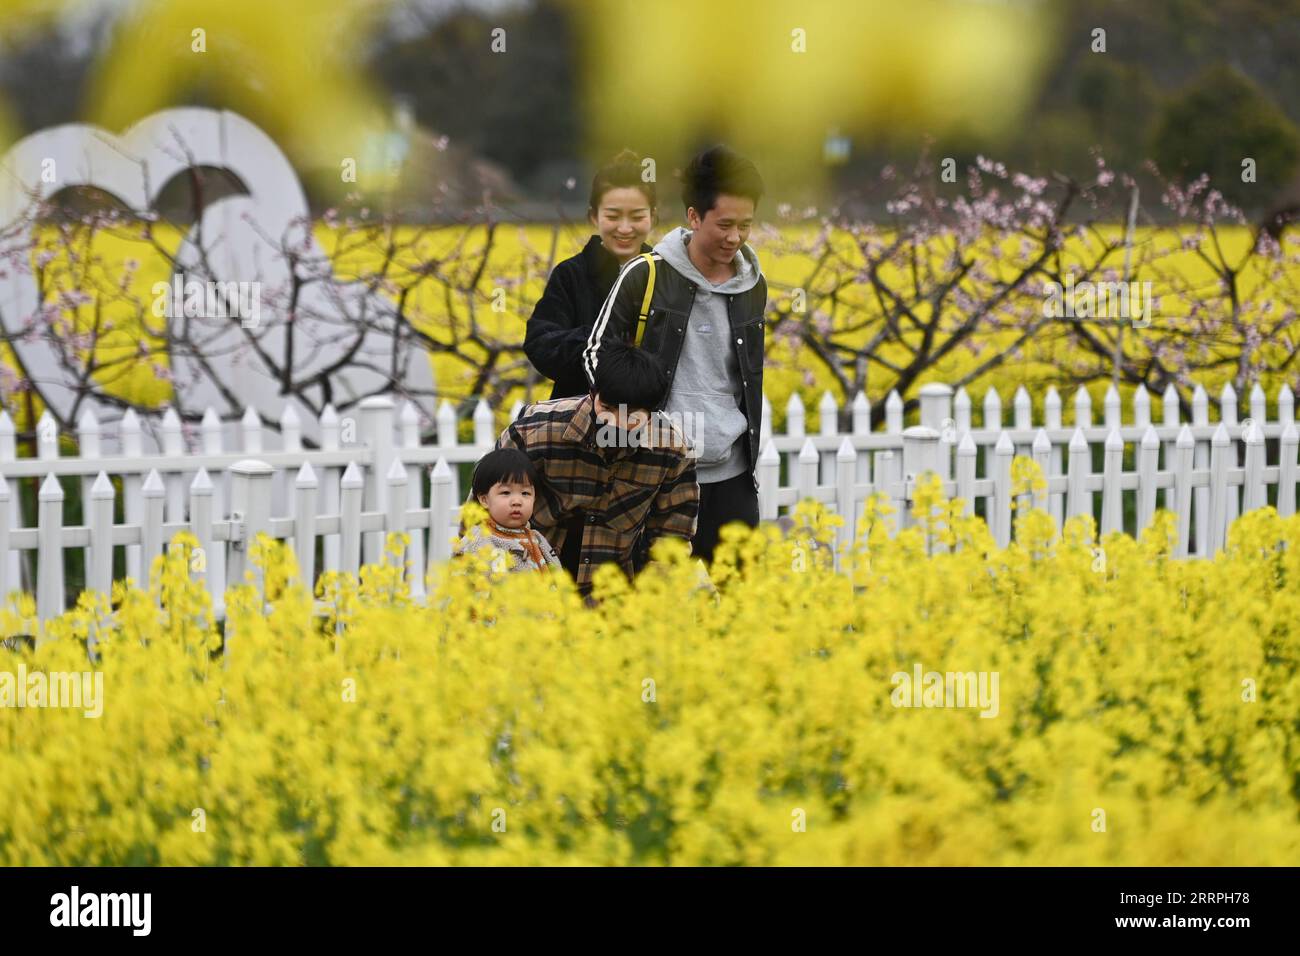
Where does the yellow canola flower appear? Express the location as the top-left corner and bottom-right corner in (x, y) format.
(2, 473), (1300, 865)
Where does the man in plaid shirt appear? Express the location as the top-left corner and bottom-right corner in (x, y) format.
(497, 340), (699, 592)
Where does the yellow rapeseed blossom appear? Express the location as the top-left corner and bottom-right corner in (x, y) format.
(2, 461), (1299, 865)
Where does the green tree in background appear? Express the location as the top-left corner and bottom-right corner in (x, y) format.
(1152, 62), (1300, 208)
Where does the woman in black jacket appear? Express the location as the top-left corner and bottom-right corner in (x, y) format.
(524, 150), (656, 400)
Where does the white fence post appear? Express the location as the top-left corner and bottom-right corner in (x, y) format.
(796, 437), (818, 503)
(758, 441), (780, 520)
(819, 391), (838, 481)
(0, 412), (20, 592)
(1133, 384), (1151, 429)
(920, 383), (953, 481)
(954, 386), (972, 441)
(951, 385), (972, 486)
(227, 459), (273, 599)
(983, 386), (1002, 434)
(885, 390), (903, 433)
(1074, 387), (1094, 522)
(400, 401), (427, 601)
(955, 433), (977, 519)
(1280, 383), (1296, 430)
(1103, 382), (1121, 431)
(834, 436), (856, 565)
(120, 409), (143, 584)
(982, 387), (1002, 519)
(786, 393), (806, 443)
(1101, 427), (1123, 536)
(0, 475), (9, 599)
(879, 391), (904, 537)
(1220, 383), (1240, 530)
(1173, 426), (1194, 558)
(1243, 418), (1267, 513)
(140, 469), (166, 590)
(901, 425), (940, 532)
(1207, 422), (1230, 557)
(189, 469), (217, 615)
(294, 463), (318, 590)
(200, 407), (227, 604)
(1136, 426), (1159, 536)
(1250, 383), (1267, 433)
(86, 472), (114, 614)
(910, 424), (947, 554)
(1066, 428), (1090, 523)
(1031, 429), (1051, 518)
(241, 405), (264, 456)
(161, 407), (186, 525)
(339, 461), (364, 577)
(1280, 421), (1298, 518)
(385, 457), (409, 570)
(320, 404), (342, 576)
(36, 409), (58, 461)
(991, 431), (1013, 548)
(1191, 384), (1209, 556)
(760, 392), (774, 455)
(37, 473), (64, 635)
(277, 404), (302, 520)
(37, 412), (62, 617)
(474, 399), (494, 450)
(851, 392), (870, 483)
(78, 407), (101, 587)
(360, 396), (395, 567)
(436, 400), (460, 506)
(1162, 383), (1180, 516)
(877, 449), (900, 538)
(429, 457), (452, 564)
(1013, 385), (1032, 461)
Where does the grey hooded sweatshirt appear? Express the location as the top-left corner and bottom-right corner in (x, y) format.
(652, 226), (763, 484)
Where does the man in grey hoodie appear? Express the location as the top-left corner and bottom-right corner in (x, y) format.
(583, 146), (767, 563)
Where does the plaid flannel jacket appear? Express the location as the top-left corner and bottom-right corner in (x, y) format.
(495, 394), (699, 587)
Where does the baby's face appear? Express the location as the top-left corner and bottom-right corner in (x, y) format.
(479, 479), (534, 529)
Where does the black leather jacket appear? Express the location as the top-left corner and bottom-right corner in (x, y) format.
(581, 251), (768, 477)
(524, 236), (653, 401)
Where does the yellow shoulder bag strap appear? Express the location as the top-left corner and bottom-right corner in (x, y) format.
(633, 252), (656, 347)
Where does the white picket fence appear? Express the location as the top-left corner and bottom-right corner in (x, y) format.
(760, 379), (1296, 563)
(3, 377), (1297, 631)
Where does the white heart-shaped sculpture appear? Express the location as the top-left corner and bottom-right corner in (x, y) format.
(0, 107), (435, 448)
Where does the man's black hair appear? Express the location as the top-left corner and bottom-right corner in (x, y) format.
(681, 144), (765, 216)
(471, 447), (539, 500)
(591, 339), (669, 411)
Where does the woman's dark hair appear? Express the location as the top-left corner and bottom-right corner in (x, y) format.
(680, 144), (764, 215)
(591, 339), (669, 411)
(471, 448), (539, 500)
(589, 148), (656, 214)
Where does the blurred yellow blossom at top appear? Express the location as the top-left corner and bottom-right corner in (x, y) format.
(576, 0), (1056, 188)
(83, 0), (390, 170)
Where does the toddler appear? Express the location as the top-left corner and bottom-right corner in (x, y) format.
(453, 448), (561, 574)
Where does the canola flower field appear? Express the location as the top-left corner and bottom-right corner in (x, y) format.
(3, 469), (1299, 866)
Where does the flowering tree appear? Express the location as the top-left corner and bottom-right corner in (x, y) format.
(0, 166), (567, 445)
(763, 152), (1300, 426)
(3, 149), (1299, 445)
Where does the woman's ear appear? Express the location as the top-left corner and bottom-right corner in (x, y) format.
(588, 208), (598, 230)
